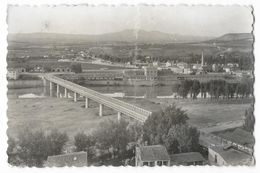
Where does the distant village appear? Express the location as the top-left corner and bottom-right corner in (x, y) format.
(7, 50), (253, 83)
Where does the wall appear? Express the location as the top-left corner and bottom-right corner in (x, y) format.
(208, 148), (226, 166)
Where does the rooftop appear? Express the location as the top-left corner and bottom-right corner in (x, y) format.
(218, 128), (255, 148)
(210, 146), (254, 166)
(45, 151), (88, 167)
(170, 152), (206, 165)
(139, 145), (170, 162)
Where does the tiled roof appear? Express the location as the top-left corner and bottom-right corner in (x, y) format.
(210, 146), (254, 166)
(170, 152), (205, 165)
(139, 145), (170, 162)
(218, 128), (255, 148)
(45, 151), (88, 167)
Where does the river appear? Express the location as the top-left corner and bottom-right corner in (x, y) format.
(8, 80), (177, 99)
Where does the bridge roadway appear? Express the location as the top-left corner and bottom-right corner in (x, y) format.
(43, 74), (152, 123)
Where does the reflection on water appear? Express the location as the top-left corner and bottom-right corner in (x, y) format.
(8, 85), (175, 99)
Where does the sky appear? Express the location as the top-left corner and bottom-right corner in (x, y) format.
(7, 5), (253, 37)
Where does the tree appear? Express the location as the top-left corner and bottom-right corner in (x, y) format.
(143, 104), (200, 154)
(143, 105), (188, 144)
(74, 132), (95, 152)
(74, 132), (96, 159)
(8, 128), (68, 167)
(70, 63), (82, 73)
(127, 122), (143, 142)
(177, 80), (193, 98)
(16, 130), (49, 167)
(46, 129), (68, 156)
(94, 119), (131, 158)
(166, 124), (192, 153)
(190, 80), (200, 99)
(243, 105), (255, 134)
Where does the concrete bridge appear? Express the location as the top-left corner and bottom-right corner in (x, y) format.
(43, 74), (152, 123)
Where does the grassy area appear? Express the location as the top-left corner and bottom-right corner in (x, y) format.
(7, 98), (117, 139)
(148, 98), (251, 132)
(7, 95), (251, 140)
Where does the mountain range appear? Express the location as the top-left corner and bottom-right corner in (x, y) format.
(8, 30), (253, 45)
(8, 29), (214, 44)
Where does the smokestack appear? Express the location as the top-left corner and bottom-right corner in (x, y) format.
(201, 51), (204, 66)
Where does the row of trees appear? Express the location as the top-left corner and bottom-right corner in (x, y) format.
(174, 78), (253, 99)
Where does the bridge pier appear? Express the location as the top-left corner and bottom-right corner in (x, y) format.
(56, 84), (60, 98)
(74, 92), (77, 102)
(85, 97), (89, 108)
(49, 81), (53, 97)
(117, 112), (122, 121)
(99, 104), (103, 117)
(64, 88), (68, 98)
(42, 78), (47, 87)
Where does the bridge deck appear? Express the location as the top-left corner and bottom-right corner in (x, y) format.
(44, 74), (152, 123)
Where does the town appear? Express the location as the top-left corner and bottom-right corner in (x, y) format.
(6, 5), (254, 167)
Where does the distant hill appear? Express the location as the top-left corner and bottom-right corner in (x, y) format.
(8, 29), (213, 44)
(207, 33), (253, 43)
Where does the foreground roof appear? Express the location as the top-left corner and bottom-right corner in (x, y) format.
(170, 152), (206, 165)
(46, 151), (88, 167)
(218, 128), (255, 148)
(139, 145), (170, 162)
(210, 146), (254, 166)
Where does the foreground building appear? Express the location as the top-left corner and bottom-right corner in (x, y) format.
(170, 152), (206, 166)
(45, 152), (88, 167)
(208, 146), (254, 166)
(135, 145), (170, 166)
(135, 145), (207, 166)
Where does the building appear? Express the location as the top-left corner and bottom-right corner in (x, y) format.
(31, 65), (45, 73)
(123, 69), (146, 80)
(124, 65), (158, 81)
(170, 152), (206, 166)
(152, 61), (161, 67)
(212, 64), (223, 72)
(176, 62), (189, 69)
(223, 66), (231, 73)
(7, 67), (26, 80)
(217, 128), (255, 152)
(45, 152), (88, 167)
(170, 65), (183, 74)
(183, 67), (194, 74)
(143, 65), (158, 80)
(82, 70), (123, 81)
(208, 145), (254, 166)
(135, 145), (170, 166)
(165, 61), (173, 67)
(51, 66), (72, 73)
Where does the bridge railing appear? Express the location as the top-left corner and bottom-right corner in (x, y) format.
(45, 75), (152, 120)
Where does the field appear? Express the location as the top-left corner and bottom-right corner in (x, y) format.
(7, 95), (251, 141)
(149, 98), (251, 133)
(7, 98), (118, 139)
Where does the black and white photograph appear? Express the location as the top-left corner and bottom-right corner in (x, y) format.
(4, 3), (255, 167)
